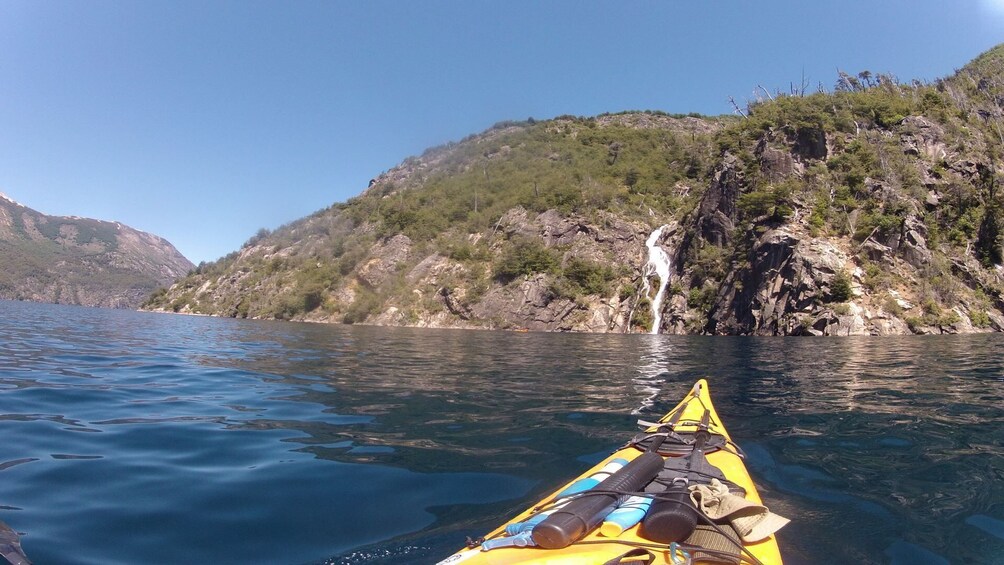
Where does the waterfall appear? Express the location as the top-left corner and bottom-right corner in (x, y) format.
(641, 226), (671, 334)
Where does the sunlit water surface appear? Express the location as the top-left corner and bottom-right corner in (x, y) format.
(0, 301), (1002, 564)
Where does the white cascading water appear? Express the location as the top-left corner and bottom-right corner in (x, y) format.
(641, 225), (671, 334)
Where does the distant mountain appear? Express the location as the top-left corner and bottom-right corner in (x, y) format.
(145, 45), (1004, 335)
(0, 193), (193, 308)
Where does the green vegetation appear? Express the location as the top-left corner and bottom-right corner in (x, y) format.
(342, 289), (382, 324)
(143, 46), (1004, 333)
(493, 237), (560, 282)
(975, 165), (1003, 266)
(561, 257), (616, 295)
(737, 180), (795, 222)
(905, 298), (961, 332)
(631, 296), (653, 332)
(345, 115), (716, 243)
(687, 284), (718, 313)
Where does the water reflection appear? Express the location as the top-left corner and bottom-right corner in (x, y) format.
(194, 326), (653, 478)
(631, 336), (671, 414)
(1, 302), (1002, 564)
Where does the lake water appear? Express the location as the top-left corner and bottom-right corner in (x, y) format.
(0, 300), (1002, 565)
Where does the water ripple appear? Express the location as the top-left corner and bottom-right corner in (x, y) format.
(0, 302), (1002, 564)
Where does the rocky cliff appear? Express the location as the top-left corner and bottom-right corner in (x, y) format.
(144, 46), (1004, 335)
(0, 193), (193, 308)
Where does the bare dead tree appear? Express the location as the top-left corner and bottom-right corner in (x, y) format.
(786, 69), (809, 96)
(835, 69), (861, 92)
(728, 96), (748, 119)
(490, 214), (505, 239)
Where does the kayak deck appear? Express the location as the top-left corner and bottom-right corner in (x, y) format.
(438, 380), (783, 565)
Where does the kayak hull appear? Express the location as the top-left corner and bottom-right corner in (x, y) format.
(438, 379), (783, 565)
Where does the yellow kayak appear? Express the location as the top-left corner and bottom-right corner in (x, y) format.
(438, 380), (785, 565)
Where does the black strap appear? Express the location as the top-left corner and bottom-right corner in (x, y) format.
(602, 548), (655, 565)
(631, 430), (728, 455)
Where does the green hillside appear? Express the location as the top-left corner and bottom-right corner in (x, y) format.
(145, 46), (1004, 335)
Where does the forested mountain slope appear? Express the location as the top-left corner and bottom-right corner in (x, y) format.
(0, 194), (193, 308)
(145, 46), (1004, 335)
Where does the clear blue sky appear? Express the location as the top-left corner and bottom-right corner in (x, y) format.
(2, 1), (1003, 264)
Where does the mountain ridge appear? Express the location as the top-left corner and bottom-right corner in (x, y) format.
(144, 46), (1004, 335)
(0, 193), (193, 308)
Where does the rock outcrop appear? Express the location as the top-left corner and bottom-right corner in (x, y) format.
(694, 152), (743, 247)
(709, 228), (846, 335)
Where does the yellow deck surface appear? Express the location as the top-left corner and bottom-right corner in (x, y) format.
(437, 379), (783, 565)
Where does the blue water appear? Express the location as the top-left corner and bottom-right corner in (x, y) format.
(0, 301), (1002, 564)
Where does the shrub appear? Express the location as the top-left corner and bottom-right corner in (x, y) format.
(632, 296), (653, 331)
(689, 243), (728, 286)
(939, 309), (961, 326)
(494, 238), (559, 282)
(976, 205), (1003, 266)
(143, 287), (168, 307)
(235, 299), (251, 318)
(562, 257), (615, 295)
(298, 282), (325, 313)
(738, 189), (779, 219)
(826, 139), (881, 195)
(828, 271), (853, 302)
(444, 240), (489, 262)
(808, 196), (828, 235)
(883, 296), (903, 315)
(922, 298), (941, 317)
(687, 286), (717, 311)
(618, 285), (634, 302)
(343, 290), (382, 324)
(862, 262), (886, 291)
(244, 228), (271, 248)
(970, 309), (991, 328)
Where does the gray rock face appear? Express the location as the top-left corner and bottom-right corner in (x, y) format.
(709, 228), (851, 335)
(471, 274), (580, 331)
(356, 234), (412, 288)
(537, 209), (592, 245)
(793, 126), (828, 160)
(438, 286), (473, 320)
(758, 142), (797, 182)
(899, 116), (948, 160)
(695, 152), (743, 246)
(900, 218), (932, 268)
(497, 207), (534, 239)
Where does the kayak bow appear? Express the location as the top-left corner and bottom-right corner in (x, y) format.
(438, 379), (785, 565)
